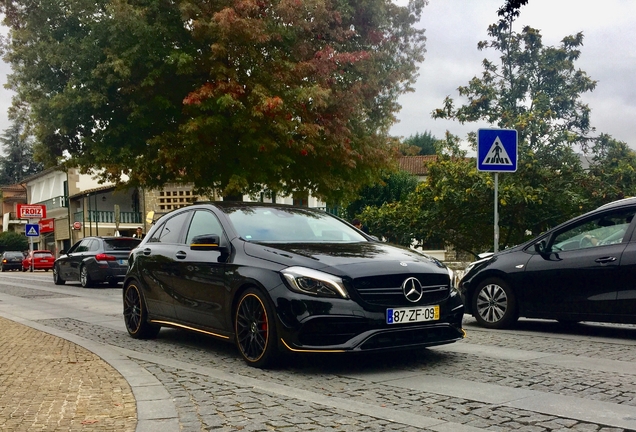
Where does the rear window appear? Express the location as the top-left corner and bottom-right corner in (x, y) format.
(34, 252), (53, 257)
(103, 239), (141, 251)
(4, 252), (23, 258)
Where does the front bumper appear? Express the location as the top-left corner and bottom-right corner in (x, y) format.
(273, 288), (465, 353)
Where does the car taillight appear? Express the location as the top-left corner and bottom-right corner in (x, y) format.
(95, 253), (116, 261)
(2, 259), (6, 263)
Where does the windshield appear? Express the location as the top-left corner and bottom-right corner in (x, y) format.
(225, 207), (367, 243)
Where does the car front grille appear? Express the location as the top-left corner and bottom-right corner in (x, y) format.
(351, 274), (449, 307)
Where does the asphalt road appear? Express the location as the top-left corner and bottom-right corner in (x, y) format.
(1, 271), (635, 432)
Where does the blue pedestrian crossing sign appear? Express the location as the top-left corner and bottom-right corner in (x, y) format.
(25, 224), (40, 237)
(477, 128), (518, 172)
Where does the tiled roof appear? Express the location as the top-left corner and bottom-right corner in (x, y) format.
(398, 155), (437, 176)
(1, 184), (26, 193)
(3, 193), (26, 203)
(68, 184), (117, 199)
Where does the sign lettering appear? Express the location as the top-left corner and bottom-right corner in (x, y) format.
(17, 204), (47, 219)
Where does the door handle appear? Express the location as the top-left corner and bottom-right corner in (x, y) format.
(143, 248), (151, 256)
(595, 256), (617, 264)
(175, 251), (187, 260)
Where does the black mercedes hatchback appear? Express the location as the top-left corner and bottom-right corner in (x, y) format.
(123, 202), (465, 368)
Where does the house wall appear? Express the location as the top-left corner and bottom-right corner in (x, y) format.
(27, 170), (66, 204)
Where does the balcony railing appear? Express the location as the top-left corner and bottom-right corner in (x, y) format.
(74, 211), (142, 224)
(36, 195), (68, 209)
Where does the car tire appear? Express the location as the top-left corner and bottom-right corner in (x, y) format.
(1, 266), (5, 272)
(80, 265), (93, 288)
(22, 267), (26, 272)
(53, 264), (66, 285)
(123, 282), (160, 339)
(234, 288), (279, 368)
(472, 277), (518, 329)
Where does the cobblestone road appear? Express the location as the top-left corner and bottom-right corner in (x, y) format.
(1, 273), (635, 431)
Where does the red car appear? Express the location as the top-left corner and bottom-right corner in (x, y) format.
(22, 250), (55, 272)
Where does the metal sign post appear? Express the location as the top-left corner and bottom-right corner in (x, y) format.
(477, 129), (518, 253)
(494, 173), (499, 252)
(25, 223), (41, 271)
(19, 205), (46, 272)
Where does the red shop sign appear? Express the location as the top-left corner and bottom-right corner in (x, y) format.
(39, 218), (55, 233)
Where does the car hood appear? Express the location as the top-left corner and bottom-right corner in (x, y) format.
(242, 241), (449, 278)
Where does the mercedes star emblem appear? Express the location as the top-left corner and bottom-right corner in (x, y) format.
(402, 277), (424, 303)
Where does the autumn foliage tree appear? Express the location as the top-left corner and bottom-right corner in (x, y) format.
(0, 0), (426, 201)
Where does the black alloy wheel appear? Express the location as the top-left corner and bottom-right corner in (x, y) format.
(123, 282), (160, 339)
(235, 288), (278, 368)
(53, 265), (65, 285)
(80, 265), (93, 288)
(473, 277), (518, 329)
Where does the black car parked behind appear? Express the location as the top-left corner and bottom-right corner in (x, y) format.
(460, 197), (636, 329)
(1, 251), (24, 271)
(53, 237), (141, 287)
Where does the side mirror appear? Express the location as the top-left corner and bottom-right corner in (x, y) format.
(534, 240), (548, 255)
(190, 234), (222, 251)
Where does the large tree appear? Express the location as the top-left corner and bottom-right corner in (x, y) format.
(0, 120), (42, 185)
(399, 131), (437, 155)
(345, 169), (418, 222)
(1, 0), (426, 201)
(361, 3), (636, 257)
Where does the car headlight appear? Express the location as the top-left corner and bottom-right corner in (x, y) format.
(281, 267), (350, 299)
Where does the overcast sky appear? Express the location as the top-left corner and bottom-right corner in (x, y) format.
(0, 1), (634, 150)
(391, 0), (636, 149)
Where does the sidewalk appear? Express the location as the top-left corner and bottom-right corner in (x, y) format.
(0, 316), (137, 431)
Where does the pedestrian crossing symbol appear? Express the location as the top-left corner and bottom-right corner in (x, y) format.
(482, 137), (512, 165)
(25, 224), (40, 237)
(477, 128), (518, 172)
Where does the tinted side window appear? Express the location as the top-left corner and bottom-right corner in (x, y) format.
(75, 239), (93, 253)
(66, 240), (82, 254)
(158, 212), (190, 244)
(88, 240), (100, 252)
(147, 222), (164, 243)
(186, 210), (224, 244)
(552, 209), (636, 251)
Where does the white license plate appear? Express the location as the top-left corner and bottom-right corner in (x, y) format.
(386, 305), (439, 324)
(118, 259), (127, 265)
